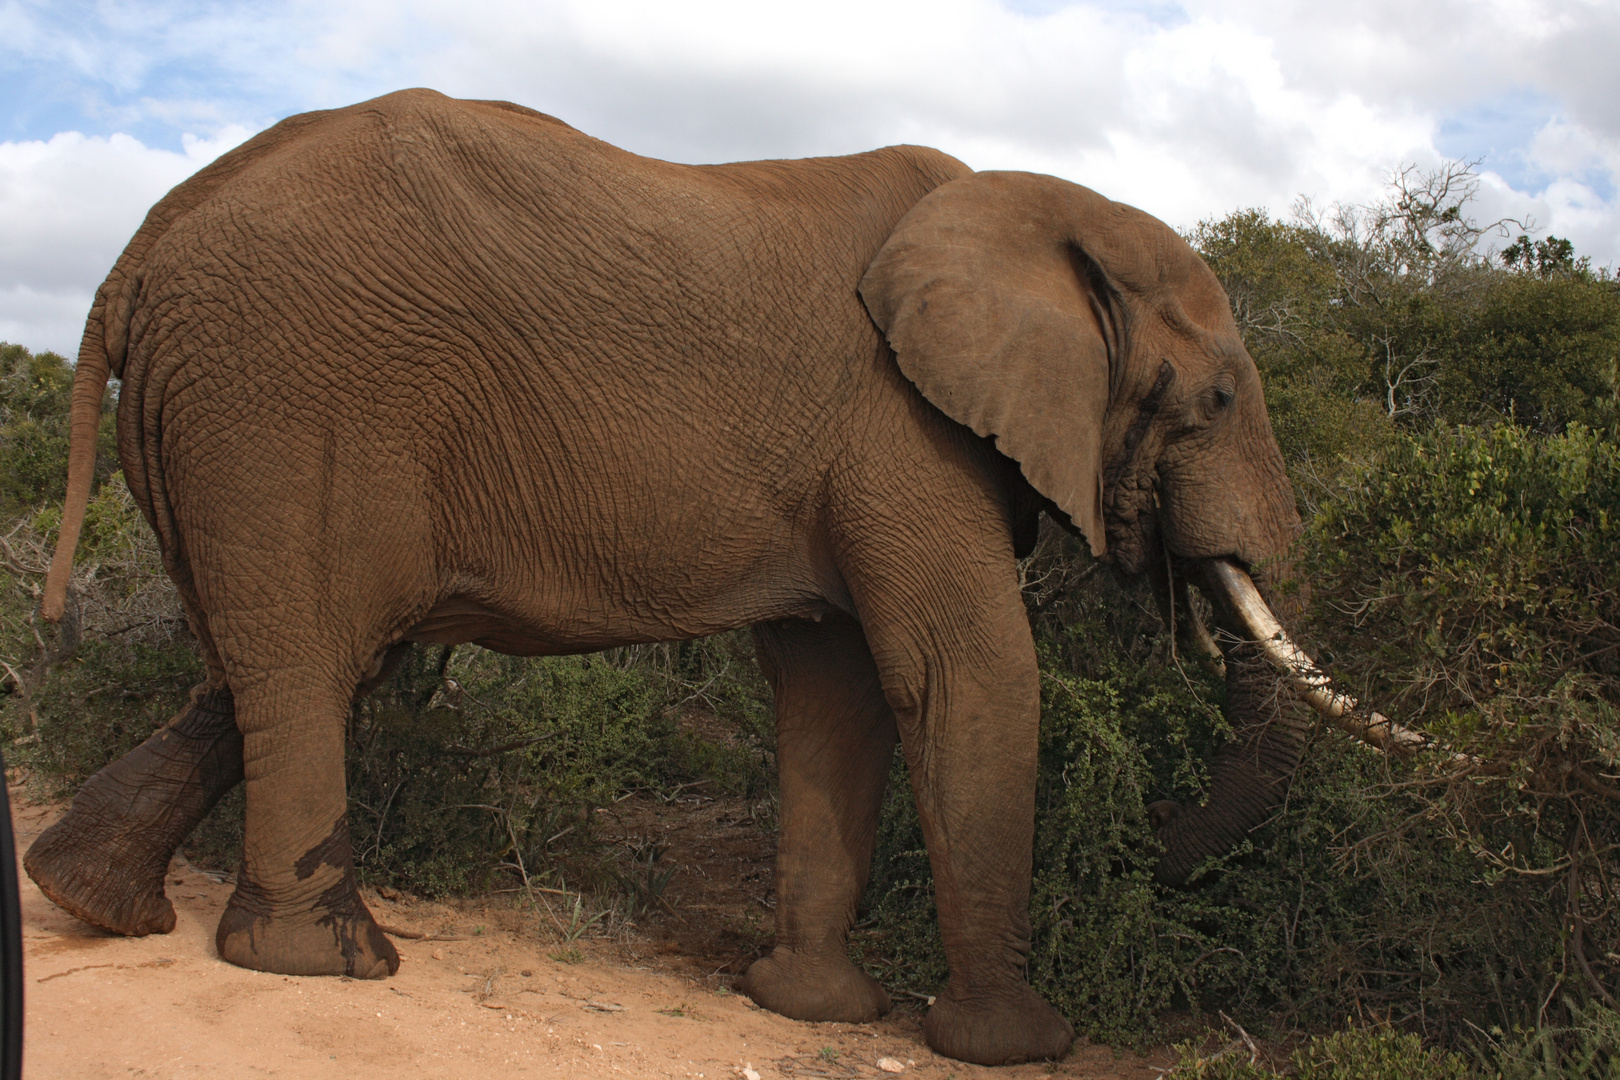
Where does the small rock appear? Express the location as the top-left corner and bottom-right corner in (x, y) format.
(431, 949), (445, 961)
(740, 1066), (761, 1080)
(377, 885), (401, 900)
(877, 1058), (906, 1073)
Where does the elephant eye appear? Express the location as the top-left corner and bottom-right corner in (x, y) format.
(1207, 383), (1235, 415)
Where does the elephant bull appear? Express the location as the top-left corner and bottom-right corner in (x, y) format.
(27, 89), (1364, 1066)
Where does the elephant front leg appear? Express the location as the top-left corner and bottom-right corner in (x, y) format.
(739, 612), (896, 1023)
(214, 675), (396, 979)
(859, 578), (1074, 1066)
(25, 682), (242, 936)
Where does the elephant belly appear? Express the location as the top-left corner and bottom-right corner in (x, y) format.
(403, 593), (839, 657)
(403, 598), (605, 656)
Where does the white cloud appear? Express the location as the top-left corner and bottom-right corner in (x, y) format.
(1, 0), (1617, 352)
(0, 285), (94, 360)
(395, 1), (1446, 226)
(0, 125), (251, 353)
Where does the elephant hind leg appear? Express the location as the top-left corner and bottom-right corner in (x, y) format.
(24, 682), (243, 936)
(738, 612), (894, 1023)
(213, 660), (395, 979)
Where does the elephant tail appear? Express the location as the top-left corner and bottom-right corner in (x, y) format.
(41, 334), (110, 622)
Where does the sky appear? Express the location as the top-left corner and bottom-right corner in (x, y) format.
(2, 0), (1618, 356)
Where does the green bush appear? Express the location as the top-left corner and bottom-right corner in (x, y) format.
(1169, 1024), (1472, 1079)
(1481, 999), (1620, 1079)
(341, 638), (771, 896)
(1300, 421), (1619, 1052)
(0, 342), (117, 516)
(25, 639), (203, 784)
(1, 474), (197, 774)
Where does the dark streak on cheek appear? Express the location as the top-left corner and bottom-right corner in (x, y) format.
(1106, 359), (1176, 491)
(1102, 360), (1176, 571)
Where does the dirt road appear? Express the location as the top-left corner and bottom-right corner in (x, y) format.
(11, 788), (1169, 1079)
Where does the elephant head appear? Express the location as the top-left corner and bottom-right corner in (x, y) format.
(860, 171), (1354, 886)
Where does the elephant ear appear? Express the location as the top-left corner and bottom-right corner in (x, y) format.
(860, 171), (1137, 558)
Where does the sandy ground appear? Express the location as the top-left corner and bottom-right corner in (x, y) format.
(10, 786), (1172, 1080)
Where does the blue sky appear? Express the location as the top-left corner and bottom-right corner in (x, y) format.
(3, 0), (1618, 355)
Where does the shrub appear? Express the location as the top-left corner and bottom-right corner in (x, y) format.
(1480, 999), (1620, 1080)
(1304, 422), (1620, 1021)
(1168, 1024), (1472, 1079)
(0, 342), (117, 516)
(1, 474), (196, 773)
(342, 638), (771, 896)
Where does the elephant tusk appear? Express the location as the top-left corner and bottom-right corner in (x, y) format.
(1203, 559), (1432, 757)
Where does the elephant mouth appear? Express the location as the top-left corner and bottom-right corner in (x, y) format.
(1186, 558), (1430, 756)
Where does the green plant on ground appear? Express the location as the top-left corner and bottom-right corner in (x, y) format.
(2, 473), (199, 783)
(1477, 999), (1620, 1079)
(1169, 1024), (1472, 1079)
(623, 840), (676, 919)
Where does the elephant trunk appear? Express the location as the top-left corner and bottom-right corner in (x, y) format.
(1151, 561), (1310, 886)
(1152, 558), (1431, 886)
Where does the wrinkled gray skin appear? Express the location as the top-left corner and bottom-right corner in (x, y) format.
(27, 90), (1304, 1066)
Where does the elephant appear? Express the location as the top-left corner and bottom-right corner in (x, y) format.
(24, 88), (1358, 1066)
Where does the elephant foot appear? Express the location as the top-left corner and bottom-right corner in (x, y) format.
(923, 982), (1074, 1066)
(215, 884), (398, 979)
(739, 945), (891, 1022)
(24, 819), (176, 936)
(23, 682), (242, 936)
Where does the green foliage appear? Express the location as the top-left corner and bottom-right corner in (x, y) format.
(0, 342), (117, 515)
(1, 474), (197, 779)
(25, 639), (203, 784)
(1307, 422), (1619, 731)
(1169, 1025), (1472, 1079)
(1291, 1028), (1472, 1080)
(1188, 166), (1620, 491)
(1438, 272), (1620, 436)
(1299, 421), (1619, 1041)
(1500, 234), (1583, 279)
(342, 640), (770, 897)
(1481, 999), (1620, 1080)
